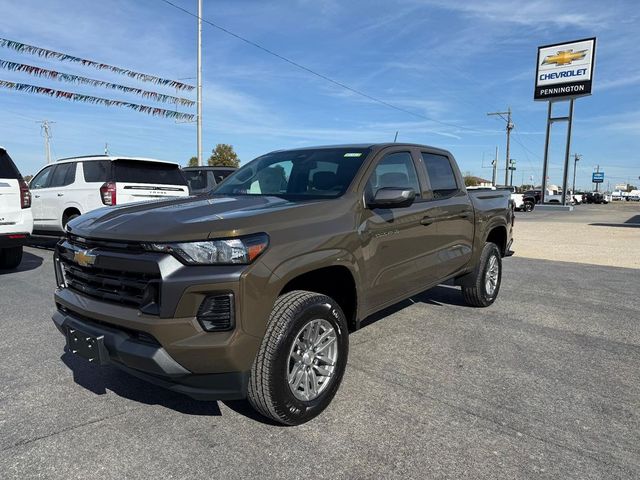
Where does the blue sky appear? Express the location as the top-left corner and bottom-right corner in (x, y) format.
(0, 0), (638, 190)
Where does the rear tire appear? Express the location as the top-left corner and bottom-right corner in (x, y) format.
(247, 290), (349, 425)
(524, 201), (534, 212)
(462, 243), (502, 307)
(0, 246), (23, 270)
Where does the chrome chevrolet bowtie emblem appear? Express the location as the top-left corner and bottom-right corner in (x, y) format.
(73, 249), (97, 267)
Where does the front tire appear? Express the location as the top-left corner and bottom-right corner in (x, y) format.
(462, 242), (502, 307)
(0, 246), (23, 270)
(248, 290), (349, 425)
(524, 201), (534, 212)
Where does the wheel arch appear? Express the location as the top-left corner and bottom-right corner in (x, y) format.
(277, 262), (359, 330)
(486, 224), (508, 256)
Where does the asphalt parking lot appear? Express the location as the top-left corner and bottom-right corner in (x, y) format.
(1, 211), (639, 479)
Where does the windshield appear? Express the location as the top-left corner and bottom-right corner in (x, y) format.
(212, 147), (370, 199)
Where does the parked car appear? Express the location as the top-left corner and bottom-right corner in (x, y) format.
(569, 191), (584, 204)
(52, 143), (513, 425)
(522, 189), (542, 204)
(585, 192), (608, 204)
(29, 156), (189, 233)
(0, 147), (33, 269)
(628, 190), (640, 201)
(182, 166), (237, 195)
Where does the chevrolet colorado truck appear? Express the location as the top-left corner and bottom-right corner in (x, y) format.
(52, 143), (513, 425)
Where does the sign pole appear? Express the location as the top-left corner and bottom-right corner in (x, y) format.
(561, 99), (575, 206)
(541, 102), (552, 203)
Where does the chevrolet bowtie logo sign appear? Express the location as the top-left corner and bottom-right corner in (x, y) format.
(73, 249), (97, 267)
(541, 49), (588, 66)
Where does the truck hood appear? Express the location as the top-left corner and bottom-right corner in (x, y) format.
(67, 194), (326, 242)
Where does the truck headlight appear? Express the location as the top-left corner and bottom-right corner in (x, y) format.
(144, 233), (268, 265)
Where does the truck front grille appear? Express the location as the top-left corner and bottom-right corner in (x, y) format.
(60, 258), (159, 310)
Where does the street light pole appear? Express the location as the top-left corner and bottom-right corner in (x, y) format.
(509, 159), (516, 187)
(196, 0), (203, 167)
(572, 153), (581, 196)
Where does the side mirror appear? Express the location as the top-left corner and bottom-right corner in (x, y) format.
(368, 187), (416, 209)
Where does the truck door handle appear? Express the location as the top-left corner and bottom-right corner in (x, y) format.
(57, 193), (64, 197)
(420, 216), (434, 226)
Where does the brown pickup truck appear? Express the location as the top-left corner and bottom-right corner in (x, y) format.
(52, 143), (513, 425)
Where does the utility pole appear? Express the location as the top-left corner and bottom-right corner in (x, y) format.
(572, 153), (581, 195)
(37, 120), (54, 164)
(104, 143), (109, 155)
(393, 131), (399, 142)
(491, 146), (498, 186)
(196, 0), (203, 166)
(487, 107), (513, 186)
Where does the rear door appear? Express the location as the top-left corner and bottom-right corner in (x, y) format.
(113, 160), (189, 203)
(419, 151), (474, 278)
(0, 149), (22, 227)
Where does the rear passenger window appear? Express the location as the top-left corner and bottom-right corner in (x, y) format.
(49, 163), (76, 188)
(422, 153), (458, 198)
(83, 161), (111, 182)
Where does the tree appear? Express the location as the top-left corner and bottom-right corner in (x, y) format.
(463, 172), (480, 187)
(208, 144), (240, 168)
(187, 156), (198, 167)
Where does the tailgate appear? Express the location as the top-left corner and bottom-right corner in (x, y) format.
(112, 159), (189, 204)
(0, 178), (21, 225)
(117, 182), (189, 203)
(0, 149), (23, 227)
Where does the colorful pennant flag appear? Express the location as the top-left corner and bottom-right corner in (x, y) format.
(0, 59), (194, 106)
(0, 38), (194, 91)
(0, 79), (195, 121)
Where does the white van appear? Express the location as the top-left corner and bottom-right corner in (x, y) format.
(0, 147), (33, 269)
(29, 156), (189, 233)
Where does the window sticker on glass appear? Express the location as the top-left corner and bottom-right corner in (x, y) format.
(343, 152), (362, 157)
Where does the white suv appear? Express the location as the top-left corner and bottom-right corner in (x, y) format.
(29, 156), (189, 233)
(0, 147), (33, 269)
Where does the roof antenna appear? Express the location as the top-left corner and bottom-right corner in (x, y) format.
(393, 131), (399, 142)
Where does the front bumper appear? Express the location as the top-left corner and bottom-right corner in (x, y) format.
(53, 307), (249, 400)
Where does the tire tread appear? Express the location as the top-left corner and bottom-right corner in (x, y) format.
(248, 290), (332, 424)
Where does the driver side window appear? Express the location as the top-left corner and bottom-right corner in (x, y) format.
(30, 166), (53, 189)
(366, 152), (420, 200)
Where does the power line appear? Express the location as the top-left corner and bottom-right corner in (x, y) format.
(157, 0), (489, 134)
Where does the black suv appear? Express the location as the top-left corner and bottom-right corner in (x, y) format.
(183, 166), (237, 194)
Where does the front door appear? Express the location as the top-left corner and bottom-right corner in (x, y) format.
(29, 165), (55, 226)
(359, 150), (442, 311)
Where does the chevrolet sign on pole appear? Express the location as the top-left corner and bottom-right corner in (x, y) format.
(535, 38), (596, 101)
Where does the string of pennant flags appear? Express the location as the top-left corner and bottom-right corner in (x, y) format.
(0, 38), (194, 91)
(0, 80), (195, 121)
(0, 59), (195, 107)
